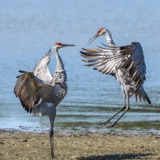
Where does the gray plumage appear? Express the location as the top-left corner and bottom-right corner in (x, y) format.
(81, 28), (151, 127)
(14, 42), (74, 159)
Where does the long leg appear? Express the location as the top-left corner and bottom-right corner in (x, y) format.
(108, 93), (130, 127)
(99, 88), (127, 125)
(48, 106), (56, 160)
(49, 122), (54, 160)
(99, 107), (126, 125)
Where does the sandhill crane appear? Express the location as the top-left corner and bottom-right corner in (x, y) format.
(14, 42), (75, 159)
(81, 28), (151, 127)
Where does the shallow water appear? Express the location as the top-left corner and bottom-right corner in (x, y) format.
(0, 0), (160, 135)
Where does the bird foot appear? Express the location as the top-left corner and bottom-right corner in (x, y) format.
(98, 121), (109, 125)
(50, 155), (54, 160)
(98, 121), (116, 128)
(106, 124), (115, 128)
(106, 122), (117, 128)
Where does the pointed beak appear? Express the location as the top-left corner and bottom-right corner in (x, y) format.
(62, 43), (75, 47)
(88, 34), (99, 44)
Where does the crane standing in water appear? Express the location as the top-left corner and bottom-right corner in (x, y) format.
(81, 28), (151, 127)
(14, 42), (75, 159)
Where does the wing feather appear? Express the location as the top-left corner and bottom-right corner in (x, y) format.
(81, 42), (146, 90)
(33, 50), (52, 83)
(14, 70), (67, 114)
(14, 71), (42, 113)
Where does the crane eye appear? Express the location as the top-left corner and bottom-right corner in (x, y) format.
(55, 42), (62, 46)
(97, 28), (104, 34)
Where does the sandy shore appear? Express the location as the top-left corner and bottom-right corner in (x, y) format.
(0, 131), (159, 160)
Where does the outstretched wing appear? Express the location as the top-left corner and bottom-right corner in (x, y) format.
(14, 71), (42, 112)
(33, 50), (52, 83)
(14, 71), (66, 113)
(81, 42), (146, 90)
(122, 42), (146, 89)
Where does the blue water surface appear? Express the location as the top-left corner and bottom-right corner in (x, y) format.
(0, 0), (159, 135)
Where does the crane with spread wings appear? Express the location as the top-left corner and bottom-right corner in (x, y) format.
(81, 28), (151, 127)
(14, 42), (75, 159)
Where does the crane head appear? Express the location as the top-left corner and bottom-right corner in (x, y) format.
(88, 28), (107, 44)
(53, 42), (75, 49)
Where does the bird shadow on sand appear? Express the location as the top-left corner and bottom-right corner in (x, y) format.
(78, 153), (154, 160)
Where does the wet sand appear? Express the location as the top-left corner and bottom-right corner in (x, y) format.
(0, 131), (160, 160)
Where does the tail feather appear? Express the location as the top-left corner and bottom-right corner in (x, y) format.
(136, 86), (151, 104)
(143, 92), (151, 104)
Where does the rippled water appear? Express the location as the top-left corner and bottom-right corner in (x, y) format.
(0, 0), (160, 135)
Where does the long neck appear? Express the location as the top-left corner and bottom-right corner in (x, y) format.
(105, 30), (116, 47)
(52, 48), (67, 84)
(54, 48), (65, 72)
